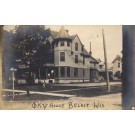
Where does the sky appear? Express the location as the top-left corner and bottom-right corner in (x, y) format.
(4, 25), (122, 63)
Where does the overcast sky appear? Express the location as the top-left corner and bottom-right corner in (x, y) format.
(4, 25), (122, 63)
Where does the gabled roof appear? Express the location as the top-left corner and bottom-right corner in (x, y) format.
(82, 48), (99, 63)
(55, 26), (71, 39)
(83, 48), (90, 56)
(71, 34), (83, 46)
(112, 55), (122, 63)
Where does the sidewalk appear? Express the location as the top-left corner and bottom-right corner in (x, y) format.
(4, 89), (75, 98)
(3, 82), (121, 99)
(51, 81), (122, 87)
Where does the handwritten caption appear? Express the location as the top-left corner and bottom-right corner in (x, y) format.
(32, 101), (104, 110)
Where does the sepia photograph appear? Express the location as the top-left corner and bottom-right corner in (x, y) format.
(1, 1), (135, 135)
(0, 25), (123, 110)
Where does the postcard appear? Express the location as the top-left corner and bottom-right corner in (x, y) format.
(0, 25), (129, 110)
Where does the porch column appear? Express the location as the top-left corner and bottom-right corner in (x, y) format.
(46, 67), (48, 79)
(58, 67), (60, 78)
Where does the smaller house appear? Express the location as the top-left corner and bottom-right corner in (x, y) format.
(112, 55), (122, 79)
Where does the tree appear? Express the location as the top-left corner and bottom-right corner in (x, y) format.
(12, 25), (53, 84)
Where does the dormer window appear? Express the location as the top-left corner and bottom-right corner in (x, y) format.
(75, 43), (78, 51)
(60, 41), (64, 46)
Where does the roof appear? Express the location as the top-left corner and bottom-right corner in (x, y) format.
(99, 62), (113, 70)
(70, 35), (76, 40)
(82, 48), (99, 63)
(95, 58), (101, 62)
(55, 26), (71, 39)
(50, 30), (58, 38)
(112, 55), (122, 63)
(99, 61), (104, 65)
(83, 48), (90, 56)
(44, 27), (98, 62)
(89, 56), (100, 63)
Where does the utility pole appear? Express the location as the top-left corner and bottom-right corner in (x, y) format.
(102, 29), (110, 92)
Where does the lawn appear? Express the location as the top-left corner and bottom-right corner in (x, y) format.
(54, 85), (122, 97)
(2, 85), (122, 101)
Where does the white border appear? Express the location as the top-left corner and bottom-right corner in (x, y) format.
(0, 0), (135, 25)
(1, 0), (135, 135)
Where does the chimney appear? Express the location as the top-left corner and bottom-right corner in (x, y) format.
(89, 42), (92, 56)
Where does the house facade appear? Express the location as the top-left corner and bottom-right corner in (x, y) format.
(46, 26), (91, 83)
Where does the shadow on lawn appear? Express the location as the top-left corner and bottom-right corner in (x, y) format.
(54, 85), (122, 98)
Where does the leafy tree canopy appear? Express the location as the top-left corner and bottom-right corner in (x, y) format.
(12, 25), (53, 68)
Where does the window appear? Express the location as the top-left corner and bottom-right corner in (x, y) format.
(75, 43), (78, 51)
(118, 63), (120, 68)
(74, 68), (78, 77)
(83, 57), (85, 65)
(75, 55), (78, 63)
(60, 67), (65, 77)
(60, 52), (65, 61)
(67, 42), (70, 47)
(67, 67), (70, 77)
(81, 46), (83, 52)
(83, 69), (85, 77)
(60, 41), (64, 46)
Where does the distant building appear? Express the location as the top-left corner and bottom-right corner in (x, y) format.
(112, 55), (122, 79)
(98, 55), (122, 81)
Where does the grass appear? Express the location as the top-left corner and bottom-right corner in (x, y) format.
(55, 85), (121, 97)
(2, 85), (121, 101)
